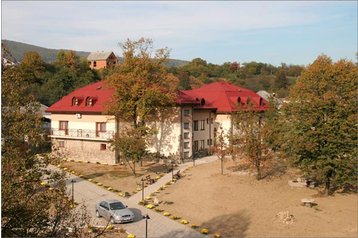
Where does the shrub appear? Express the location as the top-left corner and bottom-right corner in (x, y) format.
(180, 219), (189, 224)
(146, 204), (154, 209)
(127, 234), (136, 238)
(191, 224), (199, 229)
(214, 234), (221, 238)
(201, 228), (209, 234)
(163, 212), (171, 216)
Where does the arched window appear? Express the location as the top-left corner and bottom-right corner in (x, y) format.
(201, 98), (205, 106)
(86, 97), (93, 106)
(72, 97), (79, 106)
(237, 97), (241, 104)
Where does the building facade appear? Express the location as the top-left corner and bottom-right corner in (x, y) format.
(47, 81), (268, 164)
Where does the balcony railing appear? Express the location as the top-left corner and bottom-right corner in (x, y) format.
(50, 129), (114, 140)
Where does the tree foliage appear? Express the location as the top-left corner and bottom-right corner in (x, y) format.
(106, 38), (177, 172)
(1, 66), (93, 237)
(281, 55), (358, 194)
(233, 105), (273, 180)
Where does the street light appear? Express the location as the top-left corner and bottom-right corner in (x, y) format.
(141, 177), (145, 202)
(143, 214), (150, 238)
(71, 179), (75, 205)
(171, 160), (174, 181)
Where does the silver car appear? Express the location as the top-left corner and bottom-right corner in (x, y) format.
(95, 199), (135, 224)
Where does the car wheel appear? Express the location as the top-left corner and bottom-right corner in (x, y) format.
(110, 217), (115, 224)
(96, 210), (101, 218)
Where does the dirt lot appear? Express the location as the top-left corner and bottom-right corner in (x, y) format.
(61, 160), (168, 196)
(154, 159), (357, 238)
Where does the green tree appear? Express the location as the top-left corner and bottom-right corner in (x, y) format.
(1, 66), (93, 237)
(106, 38), (177, 172)
(211, 129), (229, 175)
(274, 68), (288, 89)
(282, 55), (358, 194)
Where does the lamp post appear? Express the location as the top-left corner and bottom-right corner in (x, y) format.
(171, 160), (174, 181)
(143, 214), (150, 238)
(141, 177), (145, 202)
(70, 179), (75, 205)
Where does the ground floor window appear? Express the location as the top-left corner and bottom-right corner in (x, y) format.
(200, 140), (205, 150)
(193, 140), (199, 152)
(58, 140), (65, 148)
(100, 143), (107, 150)
(207, 139), (213, 146)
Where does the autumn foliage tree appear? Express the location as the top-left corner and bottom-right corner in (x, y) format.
(233, 103), (273, 180)
(1, 66), (93, 237)
(281, 55), (358, 194)
(106, 38), (177, 174)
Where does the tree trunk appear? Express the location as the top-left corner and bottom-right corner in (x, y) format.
(325, 176), (331, 196)
(256, 160), (261, 180)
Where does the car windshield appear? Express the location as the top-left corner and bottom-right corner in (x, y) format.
(109, 202), (125, 210)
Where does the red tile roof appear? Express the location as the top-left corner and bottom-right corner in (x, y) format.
(47, 81), (268, 114)
(178, 81), (268, 113)
(46, 81), (114, 113)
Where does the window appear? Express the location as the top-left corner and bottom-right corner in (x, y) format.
(100, 144), (107, 150)
(193, 120), (199, 131)
(200, 140), (205, 150)
(86, 97), (93, 106)
(96, 122), (106, 137)
(183, 109), (190, 117)
(207, 139), (212, 146)
(184, 142), (190, 149)
(193, 141), (199, 152)
(184, 152), (189, 159)
(58, 140), (65, 148)
(184, 132), (190, 139)
(72, 97), (79, 106)
(93, 61), (97, 67)
(200, 120), (205, 130)
(183, 122), (190, 130)
(59, 121), (68, 135)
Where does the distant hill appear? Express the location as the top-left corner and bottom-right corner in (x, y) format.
(1, 39), (188, 67)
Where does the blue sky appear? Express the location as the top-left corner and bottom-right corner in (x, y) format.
(1, 1), (357, 66)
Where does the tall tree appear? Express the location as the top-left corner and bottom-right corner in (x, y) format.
(233, 103), (273, 180)
(281, 55), (358, 194)
(1, 66), (93, 237)
(106, 38), (177, 172)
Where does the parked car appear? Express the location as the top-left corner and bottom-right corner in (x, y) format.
(95, 199), (135, 224)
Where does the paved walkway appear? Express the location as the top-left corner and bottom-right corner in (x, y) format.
(63, 155), (218, 238)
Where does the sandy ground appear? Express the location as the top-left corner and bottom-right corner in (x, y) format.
(155, 159), (357, 238)
(62, 161), (167, 196)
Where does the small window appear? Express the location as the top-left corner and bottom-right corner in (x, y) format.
(184, 132), (190, 139)
(193, 121), (199, 131)
(184, 142), (190, 149)
(58, 140), (65, 148)
(200, 120), (205, 130)
(72, 97), (79, 106)
(100, 144), (107, 150)
(96, 122), (106, 137)
(200, 140), (205, 150)
(183, 109), (190, 117)
(86, 97), (93, 106)
(93, 61), (97, 67)
(184, 152), (189, 159)
(207, 139), (212, 146)
(183, 122), (190, 130)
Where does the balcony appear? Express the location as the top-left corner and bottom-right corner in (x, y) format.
(50, 129), (114, 141)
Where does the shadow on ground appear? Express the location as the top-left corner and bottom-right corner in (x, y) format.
(129, 208), (144, 222)
(200, 210), (250, 238)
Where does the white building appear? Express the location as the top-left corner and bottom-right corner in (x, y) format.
(47, 81), (268, 164)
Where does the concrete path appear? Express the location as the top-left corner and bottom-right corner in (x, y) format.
(63, 155), (218, 238)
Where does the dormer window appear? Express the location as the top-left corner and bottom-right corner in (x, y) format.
(201, 98), (205, 106)
(72, 97), (79, 106)
(86, 97), (93, 106)
(259, 98), (264, 106)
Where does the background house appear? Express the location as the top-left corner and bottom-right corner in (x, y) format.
(87, 51), (118, 70)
